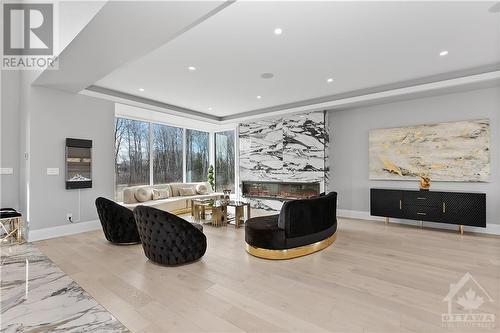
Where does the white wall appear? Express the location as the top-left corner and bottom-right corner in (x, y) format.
(26, 79), (115, 231)
(1, 71), (21, 209)
(328, 87), (500, 225)
(2, 71), (116, 239)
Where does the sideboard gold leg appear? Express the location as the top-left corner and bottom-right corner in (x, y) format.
(459, 225), (464, 235)
(385, 217), (389, 224)
(420, 221), (423, 229)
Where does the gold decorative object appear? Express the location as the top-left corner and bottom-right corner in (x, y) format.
(419, 175), (431, 191)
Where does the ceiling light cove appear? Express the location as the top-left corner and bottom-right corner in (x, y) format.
(439, 50), (449, 56)
(274, 27), (283, 35)
(327, 78), (333, 83)
(188, 66), (197, 71)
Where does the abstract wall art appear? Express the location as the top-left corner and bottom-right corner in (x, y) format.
(369, 119), (490, 182)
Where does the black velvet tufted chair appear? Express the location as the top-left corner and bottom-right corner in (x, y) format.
(245, 192), (338, 259)
(95, 197), (140, 244)
(133, 206), (207, 266)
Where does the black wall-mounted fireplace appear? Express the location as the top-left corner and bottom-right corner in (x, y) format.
(66, 138), (92, 189)
(242, 181), (320, 200)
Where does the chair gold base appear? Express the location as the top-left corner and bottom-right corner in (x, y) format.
(245, 232), (337, 260)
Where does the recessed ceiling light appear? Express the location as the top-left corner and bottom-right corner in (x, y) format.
(274, 28), (282, 35)
(439, 50), (449, 56)
(261, 73), (274, 79)
(256, 95), (262, 99)
(138, 88), (145, 92)
(208, 107), (213, 111)
(327, 78), (333, 83)
(188, 66), (197, 71)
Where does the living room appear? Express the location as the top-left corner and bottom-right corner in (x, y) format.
(1, 1), (499, 332)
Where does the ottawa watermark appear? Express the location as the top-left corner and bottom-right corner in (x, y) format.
(2, 2), (58, 70)
(442, 272), (496, 329)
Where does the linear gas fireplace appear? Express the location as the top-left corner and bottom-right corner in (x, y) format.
(242, 181), (320, 200)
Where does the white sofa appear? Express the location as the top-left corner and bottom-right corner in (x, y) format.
(120, 182), (222, 213)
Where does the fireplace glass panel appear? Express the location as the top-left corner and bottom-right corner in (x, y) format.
(242, 181), (320, 200)
(66, 138), (92, 189)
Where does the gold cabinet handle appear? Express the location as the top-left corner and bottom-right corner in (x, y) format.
(417, 212), (427, 216)
(417, 197), (427, 200)
(443, 202), (446, 213)
(399, 199), (402, 210)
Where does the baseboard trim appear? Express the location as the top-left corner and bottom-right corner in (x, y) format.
(337, 209), (500, 236)
(29, 220), (101, 242)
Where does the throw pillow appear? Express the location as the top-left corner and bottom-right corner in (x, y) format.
(178, 187), (196, 196)
(152, 189), (161, 200)
(195, 183), (208, 195)
(135, 187), (153, 202)
(152, 188), (170, 200)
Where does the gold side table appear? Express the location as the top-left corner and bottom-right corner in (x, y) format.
(1, 210), (24, 244)
(210, 204), (228, 227)
(225, 201), (251, 228)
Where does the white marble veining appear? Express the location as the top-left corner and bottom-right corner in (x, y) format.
(0, 244), (128, 332)
(239, 111), (329, 210)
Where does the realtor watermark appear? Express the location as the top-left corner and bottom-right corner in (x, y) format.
(442, 272), (496, 329)
(2, 2), (58, 70)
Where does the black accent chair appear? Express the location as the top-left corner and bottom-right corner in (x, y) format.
(245, 192), (337, 259)
(95, 197), (140, 244)
(133, 206), (207, 266)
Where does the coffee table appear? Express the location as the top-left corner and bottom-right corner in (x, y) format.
(192, 199), (227, 227)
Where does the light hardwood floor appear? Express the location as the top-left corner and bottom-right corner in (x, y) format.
(36, 218), (500, 333)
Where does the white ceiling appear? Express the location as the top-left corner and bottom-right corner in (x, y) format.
(92, 1), (498, 118)
(57, 1), (107, 56)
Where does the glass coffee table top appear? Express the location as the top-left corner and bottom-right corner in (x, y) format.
(192, 199), (224, 208)
(214, 200), (250, 207)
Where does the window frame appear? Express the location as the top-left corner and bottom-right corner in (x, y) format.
(214, 129), (238, 196)
(115, 115), (235, 200)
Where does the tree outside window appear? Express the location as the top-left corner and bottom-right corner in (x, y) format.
(215, 130), (235, 192)
(186, 129), (209, 182)
(114, 118), (150, 201)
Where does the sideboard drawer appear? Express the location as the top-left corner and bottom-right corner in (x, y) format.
(404, 205), (442, 221)
(404, 191), (442, 207)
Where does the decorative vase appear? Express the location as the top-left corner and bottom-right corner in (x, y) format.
(419, 176), (431, 191)
(223, 189), (231, 203)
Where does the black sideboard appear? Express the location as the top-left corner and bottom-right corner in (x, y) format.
(370, 188), (486, 234)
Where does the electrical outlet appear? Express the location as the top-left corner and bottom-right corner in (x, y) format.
(66, 213), (73, 222)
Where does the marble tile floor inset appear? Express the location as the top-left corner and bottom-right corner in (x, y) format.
(1, 243), (128, 332)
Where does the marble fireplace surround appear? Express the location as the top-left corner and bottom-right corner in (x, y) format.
(239, 111), (329, 211)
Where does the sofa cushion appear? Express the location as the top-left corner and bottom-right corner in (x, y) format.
(135, 187), (153, 202)
(169, 182), (210, 196)
(195, 183), (208, 195)
(152, 188), (170, 200)
(179, 187), (197, 196)
(245, 214), (286, 250)
(123, 187), (138, 204)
